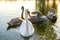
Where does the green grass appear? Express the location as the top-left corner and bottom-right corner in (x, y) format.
(35, 20), (57, 40)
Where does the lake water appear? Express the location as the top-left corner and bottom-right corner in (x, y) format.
(0, 13), (46, 40)
(1, 12), (60, 40)
(0, 12), (59, 40)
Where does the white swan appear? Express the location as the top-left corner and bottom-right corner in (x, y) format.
(20, 9), (34, 37)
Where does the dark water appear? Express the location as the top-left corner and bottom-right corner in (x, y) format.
(0, 15), (44, 40)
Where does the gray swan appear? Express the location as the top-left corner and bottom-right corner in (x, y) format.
(47, 8), (57, 23)
(7, 6), (24, 26)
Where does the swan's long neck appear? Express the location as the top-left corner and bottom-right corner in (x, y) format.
(25, 9), (29, 21)
(21, 7), (24, 19)
(25, 11), (28, 29)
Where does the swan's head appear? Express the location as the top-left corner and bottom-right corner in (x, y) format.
(21, 6), (24, 10)
(48, 8), (56, 14)
(25, 9), (30, 14)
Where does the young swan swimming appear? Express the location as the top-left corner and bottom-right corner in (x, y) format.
(20, 9), (34, 37)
